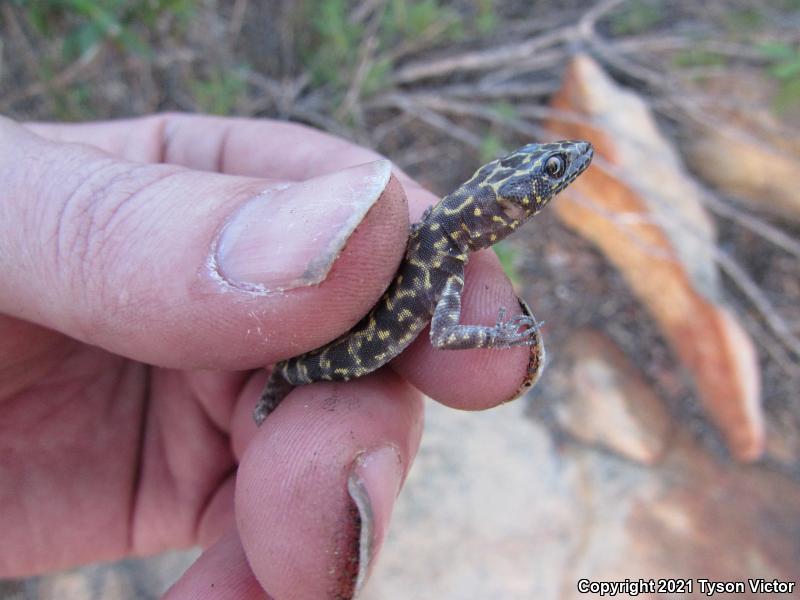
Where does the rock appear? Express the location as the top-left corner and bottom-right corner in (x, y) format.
(0, 581), (26, 600)
(545, 54), (763, 462)
(16, 550), (199, 599)
(554, 329), (672, 465)
(360, 399), (800, 600)
(28, 573), (92, 600)
(621, 430), (800, 583)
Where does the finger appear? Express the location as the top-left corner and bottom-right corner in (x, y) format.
(392, 249), (536, 409)
(234, 371), (423, 600)
(27, 115), (537, 408)
(0, 117), (408, 369)
(164, 529), (269, 600)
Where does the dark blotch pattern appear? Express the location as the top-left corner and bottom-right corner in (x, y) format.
(253, 139), (594, 424)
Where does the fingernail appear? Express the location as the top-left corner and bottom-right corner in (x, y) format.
(346, 445), (404, 598)
(214, 159), (392, 292)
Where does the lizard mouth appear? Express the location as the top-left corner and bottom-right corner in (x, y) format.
(552, 141), (594, 197)
(570, 141), (594, 178)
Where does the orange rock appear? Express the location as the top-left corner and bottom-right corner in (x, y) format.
(555, 329), (672, 465)
(546, 54), (762, 461)
(625, 428), (800, 583)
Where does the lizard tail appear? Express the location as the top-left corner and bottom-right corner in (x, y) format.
(254, 366), (295, 426)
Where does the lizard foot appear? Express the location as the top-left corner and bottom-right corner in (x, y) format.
(492, 306), (543, 347)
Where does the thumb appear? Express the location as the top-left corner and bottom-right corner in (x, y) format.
(0, 117), (408, 369)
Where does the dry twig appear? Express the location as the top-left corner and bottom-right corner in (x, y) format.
(228, 0), (249, 40)
(338, 0), (386, 125)
(373, 93), (482, 149)
(382, 18), (461, 64)
(391, 28), (571, 84)
(425, 81), (559, 100)
(391, 143), (450, 171)
(700, 193), (800, 260)
(739, 310), (800, 381)
(715, 250), (800, 359)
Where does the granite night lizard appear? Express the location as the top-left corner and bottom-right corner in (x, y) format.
(254, 140), (594, 424)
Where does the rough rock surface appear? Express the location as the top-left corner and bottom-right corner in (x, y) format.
(554, 329), (672, 465)
(361, 400), (800, 600)
(0, 550), (199, 600)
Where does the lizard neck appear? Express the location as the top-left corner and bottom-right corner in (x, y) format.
(430, 187), (519, 253)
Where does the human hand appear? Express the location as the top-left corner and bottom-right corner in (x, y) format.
(0, 114), (535, 599)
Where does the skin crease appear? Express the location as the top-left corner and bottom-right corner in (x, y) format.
(0, 114), (536, 599)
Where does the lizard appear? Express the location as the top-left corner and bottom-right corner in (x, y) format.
(254, 140), (594, 425)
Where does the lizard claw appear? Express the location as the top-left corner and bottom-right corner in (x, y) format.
(493, 306), (543, 347)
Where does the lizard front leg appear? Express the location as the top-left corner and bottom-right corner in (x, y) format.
(430, 274), (543, 349)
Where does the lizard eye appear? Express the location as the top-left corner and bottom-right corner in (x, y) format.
(544, 154), (566, 178)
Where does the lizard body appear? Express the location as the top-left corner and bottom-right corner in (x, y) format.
(254, 140), (593, 424)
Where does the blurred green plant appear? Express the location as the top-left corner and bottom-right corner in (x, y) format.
(493, 241), (521, 287)
(673, 48), (728, 68)
(778, 0), (800, 10)
(362, 56), (394, 96)
(191, 66), (249, 115)
(475, 0), (497, 36)
(721, 7), (763, 34)
(12, 0), (194, 61)
(383, 0), (462, 40)
(759, 41), (800, 113)
(479, 133), (505, 164)
(52, 81), (94, 121)
(300, 0), (494, 101)
(607, 0), (664, 36)
(477, 101), (516, 162)
(490, 101), (516, 122)
(302, 0), (362, 89)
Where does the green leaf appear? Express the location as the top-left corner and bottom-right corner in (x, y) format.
(493, 241), (521, 286)
(63, 21), (104, 58)
(673, 48), (727, 68)
(770, 57), (800, 80)
(774, 77), (800, 113)
(479, 133), (505, 164)
(758, 41), (795, 61)
(363, 56), (393, 96)
(191, 66), (249, 115)
(475, 0), (497, 35)
(608, 0), (665, 36)
(490, 101), (516, 121)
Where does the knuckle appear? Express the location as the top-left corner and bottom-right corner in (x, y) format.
(49, 157), (179, 337)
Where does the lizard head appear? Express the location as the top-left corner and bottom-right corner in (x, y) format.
(450, 140), (593, 250)
(494, 140), (593, 212)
